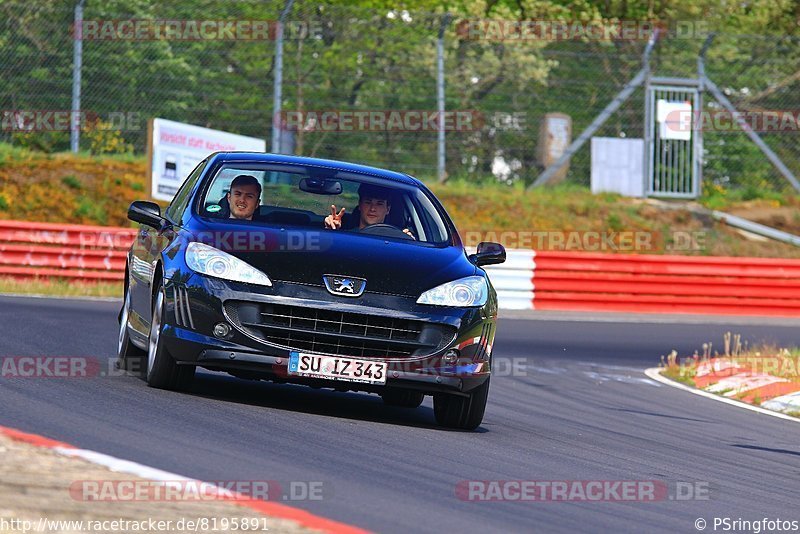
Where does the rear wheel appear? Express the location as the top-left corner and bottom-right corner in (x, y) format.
(433, 378), (490, 430)
(381, 389), (424, 408)
(117, 286), (145, 377)
(146, 284), (195, 390)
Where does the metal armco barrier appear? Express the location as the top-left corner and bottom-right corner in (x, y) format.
(0, 220), (133, 281)
(484, 250), (800, 317)
(1, 221), (798, 317)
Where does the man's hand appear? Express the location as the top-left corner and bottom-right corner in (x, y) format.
(324, 205), (345, 229)
(402, 228), (416, 240)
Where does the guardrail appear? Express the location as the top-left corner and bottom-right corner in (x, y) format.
(0, 220), (133, 281)
(2, 221), (798, 316)
(484, 250), (800, 316)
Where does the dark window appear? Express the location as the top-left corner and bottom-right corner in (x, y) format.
(165, 159), (207, 226)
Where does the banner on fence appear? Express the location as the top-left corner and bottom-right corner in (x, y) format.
(147, 118), (266, 201)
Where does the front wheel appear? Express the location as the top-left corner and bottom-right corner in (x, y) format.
(433, 378), (490, 430)
(146, 285), (195, 390)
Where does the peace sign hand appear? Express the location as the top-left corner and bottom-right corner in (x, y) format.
(324, 205), (346, 230)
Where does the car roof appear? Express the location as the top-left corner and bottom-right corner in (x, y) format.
(209, 152), (423, 188)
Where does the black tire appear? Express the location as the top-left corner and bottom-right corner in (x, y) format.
(381, 389), (424, 408)
(433, 378), (490, 430)
(146, 284), (195, 390)
(117, 286), (146, 377)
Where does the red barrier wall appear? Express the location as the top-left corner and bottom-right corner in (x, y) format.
(532, 251), (800, 317)
(0, 220), (133, 281)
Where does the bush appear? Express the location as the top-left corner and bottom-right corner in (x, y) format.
(61, 175), (82, 190)
(11, 130), (70, 153)
(83, 120), (133, 155)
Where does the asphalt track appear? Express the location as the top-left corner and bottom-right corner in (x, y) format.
(1, 295), (799, 533)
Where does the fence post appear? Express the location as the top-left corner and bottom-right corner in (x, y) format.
(271, 0), (296, 154)
(70, 0), (86, 153)
(436, 13), (451, 183)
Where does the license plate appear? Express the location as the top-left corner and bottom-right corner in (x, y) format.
(288, 352), (387, 384)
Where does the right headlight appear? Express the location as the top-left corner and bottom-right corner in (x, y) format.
(416, 276), (488, 307)
(185, 242), (272, 287)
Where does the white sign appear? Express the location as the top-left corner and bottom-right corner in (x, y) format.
(547, 116), (570, 160)
(591, 137), (644, 197)
(656, 99), (692, 141)
(149, 118), (266, 201)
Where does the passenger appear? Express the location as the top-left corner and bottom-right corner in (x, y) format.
(227, 175), (261, 221)
(324, 184), (414, 238)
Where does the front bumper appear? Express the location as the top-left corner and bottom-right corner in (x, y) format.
(161, 273), (496, 395)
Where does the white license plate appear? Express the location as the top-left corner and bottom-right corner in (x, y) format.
(288, 352), (387, 384)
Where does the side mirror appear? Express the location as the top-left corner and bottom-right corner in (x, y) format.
(470, 242), (506, 267)
(128, 201), (163, 228)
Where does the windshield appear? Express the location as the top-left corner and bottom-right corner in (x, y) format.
(198, 163), (450, 244)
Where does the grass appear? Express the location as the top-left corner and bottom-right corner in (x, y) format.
(0, 277), (122, 298)
(660, 367), (697, 386)
(61, 174), (82, 190)
(660, 332), (800, 387)
(699, 181), (798, 211)
(660, 350), (698, 386)
(0, 143), (36, 166)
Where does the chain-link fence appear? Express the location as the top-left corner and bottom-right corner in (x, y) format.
(2, 0), (799, 194)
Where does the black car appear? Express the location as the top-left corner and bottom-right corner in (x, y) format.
(118, 152), (505, 430)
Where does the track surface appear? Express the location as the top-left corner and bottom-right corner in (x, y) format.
(1, 295), (799, 533)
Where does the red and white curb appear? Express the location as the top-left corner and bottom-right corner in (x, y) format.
(0, 425), (369, 534)
(762, 391), (800, 412)
(644, 368), (800, 424)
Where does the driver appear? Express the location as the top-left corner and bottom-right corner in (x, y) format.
(227, 174), (261, 221)
(324, 184), (414, 238)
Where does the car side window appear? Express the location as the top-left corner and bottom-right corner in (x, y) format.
(165, 159), (207, 226)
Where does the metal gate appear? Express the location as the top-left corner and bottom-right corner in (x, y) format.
(645, 82), (701, 198)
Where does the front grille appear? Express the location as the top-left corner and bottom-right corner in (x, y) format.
(225, 301), (455, 358)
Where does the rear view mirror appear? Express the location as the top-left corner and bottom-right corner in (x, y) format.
(470, 242), (506, 267)
(299, 177), (342, 195)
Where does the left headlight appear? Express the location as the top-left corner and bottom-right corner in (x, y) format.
(185, 242), (272, 287)
(417, 275), (488, 307)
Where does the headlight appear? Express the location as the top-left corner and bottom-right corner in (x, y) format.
(185, 242), (272, 287)
(417, 276), (488, 307)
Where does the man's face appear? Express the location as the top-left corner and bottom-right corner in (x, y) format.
(227, 184), (260, 220)
(358, 196), (390, 227)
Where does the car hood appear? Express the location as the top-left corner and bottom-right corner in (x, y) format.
(183, 222), (475, 297)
